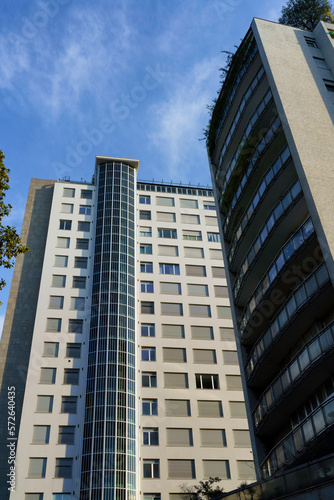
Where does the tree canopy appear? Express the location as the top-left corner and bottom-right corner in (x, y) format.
(278, 0), (334, 31)
(0, 150), (28, 303)
(180, 477), (224, 500)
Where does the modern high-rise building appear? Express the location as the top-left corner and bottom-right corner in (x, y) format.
(207, 17), (334, 487)
(0, 157), (255, 500)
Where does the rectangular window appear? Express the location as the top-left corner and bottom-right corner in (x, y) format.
(140, 210), (151, 220)
(142, 372), (157, 387)
(61, 396), (77, 414)
(204, 202), (216, 210)
(237, 461), (256, 480)
(143, 459), (160, 478)
(223, 350), (238, 365)
(66, 343), (81, 358)
(233, 430), (251, 447)
(72, 276), (86, 289)
(205, 216), (218, 226)
(142, 347), (156, 361)
(314, 57), (328, 69)
(161, 302), (183, 316)
(220, 327), (234, 340)
(143, 428), (159, 446)
(78, 221), (90, 232)
(160, 282), (181, 295)
(229, 401), (247, 418)
(144, 495), (160, 500)
(198, 400), (223, 417)
(200, 429), (226, 447)
(189, 304), (211, 317)
(140, 243), (152, 254)
(55, 458), (73, 478)
(141, 281), (154, 293)
(39, 368), (56, 384)
(158, 244), (178, 256)
(54, 255), (68, 267)
(74, 256), (88, 268)
(59, 220), (72, 230)
(139, 195), (151, 204)
(159, 263), (180, 275)
(142, 399), (158, 415)
(187, 284), (208, 296)
(184, 246), (204, 258)
(165, 399), (190, 417)
(141, 301), (155, 314)
(76, 238), (89, 250)
(181, 214), (200, 224)
(61, 203), (73, 214)
(185, 265), (206, 277)
(193, 349), (216, 364)
(217, 306), (232, 319)
(212, 267), (226, 278)
(210, 248), (223, 260)
(162, 324), (184, 339)
(140, 226), (152, 237)
(49, 295), (64, 309)
(166, 428), (193, 446)
(43, 342), (59, 358)
(164, 372), (188, 388)
(157, 211), (176, 222)
(68, 319), (83, 333)
(46, 317), (61, 332)
(214, 286), (228, 297)
(156, 196), (174, 206)
(141, 324), (155, 337)
(36, 395), (53, 413)
(64, 368), (79, 385)
(32, 425), (50, 444)
(183, 230), (202, 241)
(195, 374), (219, 389)
(168, 459), (195, 479)
(203, 460), (230, 479)
(191, 326), (213, 340)
(158, 228), (177, 239)
(63, 187), (75, 198)
(140, 262), (153, 273)
(79, 205), (91, 215)
(56, 237), (70, 248)
(28, 458), (47, 478)
(163, 347), (186, 363)
(51, 275), (66, 288)
(180, 199), (198, 208)
(208, 232), (220, 242)
(81, 189), (92, 199)
(25, 494), (43, 500)
(70, 297), (85, 310)
(304, 36), (317, 47)
(226, 375), (243, 390)
(58, 426), (75, 445)
(52, 495), (71, 500)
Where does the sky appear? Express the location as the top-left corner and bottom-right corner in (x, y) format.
(0, 0), (284, 328)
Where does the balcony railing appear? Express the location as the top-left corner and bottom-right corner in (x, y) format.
(245, 263), (330, 379)
(253, 321), (334, 429)
(261, 395), (334, 478)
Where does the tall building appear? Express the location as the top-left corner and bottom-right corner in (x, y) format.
(0, 157), (255, 500)
(207, 18), (334, 484)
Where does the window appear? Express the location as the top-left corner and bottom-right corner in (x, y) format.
(161, 302), (183, 316)
(81, 189), (92, 199)
(158, 228), (177, 239)
(79, 205), (91, 215)
(159, 263), (180, 275)
(61, 203), (73, 214)
(237, 461), (256, 480)
(142, 347), (156, 361)
(200, 429), (226, 447)
(143, 459), (160, 478)
(142, 372), (157, 387)
(61, 396), (77, 414)
(141, 281), (154, 293)
(229, 401), (247, 418)
(313, 57), (328, 69)
(233, 430), (251, 447)
(189, 304), (211, 317)
(212, 267), (226, 278)
(184, 247), (204, 258)
(162, 324), (184, 338)
(58, 426), (75, 445)
(217, 306), (232, 319)
(304, 36), (317, 47)
(164, 372), (188, 388)
(165, 399), (191, 417)
(70, 297), (85, 310)
(139, 195), (151, 204)
(223, 350), (238, 365)
(68, 319), (83, 333)
(74, 256), (88, 268)
(76, 238), (89, 249)
(143, 428), (159, 445)
(140, 210), (151, 220)
(39, 367), (56, 384)
(181, 214), (200, 224)
(191, 326), (213, 340)
(64, 369), (80, 385)
(36, 395), (53, 413)
(78, 221), (90, 232)
(204, 202), (216, 210)
(205, 216), (218, 226)
(226, 375), (243, 390)
(160, 282), (181, 295)
(140, 243), (152, 254)
(168, 459), (195, 479)
(54, 255), (68, 267)
(140, 226), (152, 237)
(46, 318), (61, 332)
(49, 296), (64, 309)
(72, 276), (86, 289)
(51, 275), (66, 288)
(63, 187), (75, 198)
(185, 265), (206, 277)
(157, 212), (176, 222)
(55, 458), (73, 478)
(195, 374), (219, 389)
(220, 327), (234, 340)
(167, 428), (193, 446)
(59, 220), (72, 230)
(156, 196), (174, 206)
(210, 249), (223, 260)
(144, 494), (160, 500)
(198, 400), (223, 417)
(187, 284), (208, 296)
(183, 230), (202, 241)
(203, 460), (230, 479)
(141, 301), (155, 314)
(25, 495), (43, 500)
(163, 347), (186, 362)
(180, 198), (198, 208)
(32, 425), (50, 444)
(141, 262), (153, 273)
(57, 237), (70, 248)
(142, 399), (158, 415)
(158, 244), (178, 256)
(214, 286), (228, 298)
(28, 458), (47, 478)
(52, 495), (71, 500)
(208, 232), (220, 242)
(66, 343), (81, 358)
(43, 342), (59, 358)
(193, 349), (216, 364)
(141, 324), (155, 337)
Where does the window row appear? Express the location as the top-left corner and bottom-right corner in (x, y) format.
(56, 237), (89, 250)
(27, 457), (73, 479)
(140, 281), (229, 298)
(43, 342), (81, 358)
(140, 373), (242, 390)
(49, 295), (86, 310)
(36, 395), (78, 413)
(139, 211), (218, 225)
(46, 318), (84, 333)
(31, 424), (76, 445)
(60, 203), (92, 215)
(25, 494), (70, 500)
(142, 427), (250, 448)
(59, 220), (90, 232)
(51, 275), (87, 289)
(139, 244), (222, 260)
(140, 262), (225, 278)
(139, 228), (220, 242)
(39, 367), (81, 385)
(137, 184), (213, 197)
(140, 302), (232, 319)
(141, 324), (235, 341)
(54, 255), (88, 268)
(63, 187), (93, 199)
(139, 196), (214, 209)
(140, 347), (238, 366)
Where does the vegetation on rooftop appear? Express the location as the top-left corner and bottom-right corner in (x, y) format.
(279, 0), (333, 30)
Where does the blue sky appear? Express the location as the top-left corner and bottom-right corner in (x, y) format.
(0, 0), (284, 323)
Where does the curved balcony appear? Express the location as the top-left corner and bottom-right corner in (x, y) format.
(228, 145), (292, 268)
(245, 263), (331, 381)
(239, 217), (315, 337)
(253, 321), (334, 431)
(233, 179), (304, 303)
(261, 395), (334, 478)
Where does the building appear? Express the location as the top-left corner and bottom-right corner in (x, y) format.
(0, 156), (255, 500)
(207, 17), (334, 485)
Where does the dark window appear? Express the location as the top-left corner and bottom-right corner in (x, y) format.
(79, 205), (92, 215)
(59, 220), (72, 230)
(78, 221), (90, 232)
(81, 190), (93, 199)
(55, 458), (73, 478)
(76, 238), (89, 249)
(74, 257), (88, 268)
(68, 319), (83, 333)
(195, 374), (219, 389)
(58, 426), (75, 444)
(140, 210), (151, 220)
(61, 396), (77, 414)
(64, 369), (80, 385)
(66, 343), (81, 358)
(72, 276), (86, 289)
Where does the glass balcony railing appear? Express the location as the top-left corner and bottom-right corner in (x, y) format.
(254, 321), (334, 429)
(228, 146), (291, 263)
(261, 395), (334, 478)
(233, 180), (303, 300)
(239, 218), (315, 335)
(245, 263), (330, 379)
